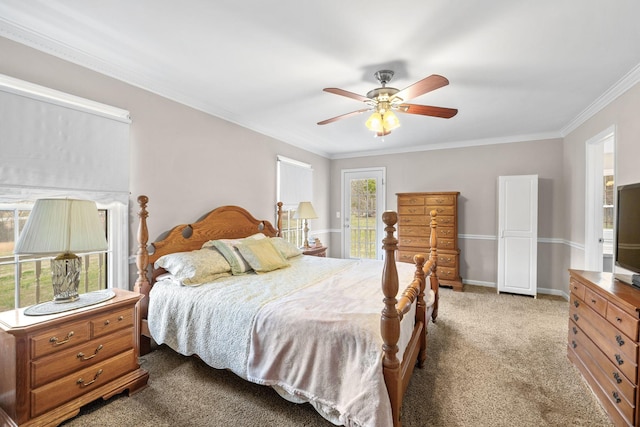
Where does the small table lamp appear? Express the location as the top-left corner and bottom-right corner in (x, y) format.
(294, 201), (318, 248)
(14, 199), (108, 303)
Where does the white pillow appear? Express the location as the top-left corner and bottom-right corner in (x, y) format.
(154, 248), (231, 286)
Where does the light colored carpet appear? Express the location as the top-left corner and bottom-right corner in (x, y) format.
(62, 285), (613, 427)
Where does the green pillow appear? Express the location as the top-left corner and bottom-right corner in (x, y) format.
(235, 238), (290, 273)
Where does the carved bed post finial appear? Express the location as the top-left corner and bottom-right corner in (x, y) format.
(276, 202), (283, 237)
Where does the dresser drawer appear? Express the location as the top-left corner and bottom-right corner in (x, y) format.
(91, 307), (133, 337)
(426, 205), (455, 216)
(437, 266), (457, 281)
(398, 216), (430, 226)
(438, 253), (458, 267)
(31, 349), (137, 417)
(398, 196), (425, 206)
(397, 251), (427, 264)
(569, 321), (636, 405)
(438, 227), (455, 239)
(435, 216), (455, 226)
(570, 278), (586, 301)
(584, 288), (608, 317)
(437, 238), (456, 250)
(425, 195), (455, 206)
(570, 300), (638, 382)
(398, 225), (429, 237)
(607, 302), (640, 342)
(398, 236), (430, 248)
(31, 319), (91, 359)
(31, 328), (134, 388)
(398, 205), (426, 215)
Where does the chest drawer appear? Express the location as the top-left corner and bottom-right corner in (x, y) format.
(397, 251), (427, 264)
(584, 288), (608, 317)
(31, 349), (137, 417)
(425, 195), (455, 206)
(398, 225), (429, 237)
(437, 238), (456, 250)
(436, 266), (457, 281)
(425, 205), (455, 216)
(31, 328), (134, 388)
(607, 302), (640, 342)
(398, 205), (426, 215)
(398, 196), (425, 206)
(31, 319), (91, 359)
(398, 236), (430, 248)
(570, 278), (586, 301)
(91, 307), (134, 337)
(399, 216), (430, 226)
(438, 253), (457, 267)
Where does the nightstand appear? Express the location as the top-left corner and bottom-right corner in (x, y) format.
(303, 246), (327, 257)
(0, 289), (149, 427)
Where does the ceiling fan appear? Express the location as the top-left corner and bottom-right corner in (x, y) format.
(318, 70), (458, 136)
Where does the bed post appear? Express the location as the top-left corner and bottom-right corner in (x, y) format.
(381, 211), (402, 427)
(134, 195), (152, 356)
(276, 202), (283, 237)
(428, 210), (439, 322)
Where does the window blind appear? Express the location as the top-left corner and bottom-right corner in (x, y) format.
(277, 155), (312, 210)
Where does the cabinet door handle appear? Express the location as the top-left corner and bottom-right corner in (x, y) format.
(77, 344), (104, 361)
(49, 331), (74, 346)
(77, 369), (103, 388)
(616, 335), (625, 346)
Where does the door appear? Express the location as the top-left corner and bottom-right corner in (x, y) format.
(342, 168), (385, 259)
(497, 175), (538, 297)
(585, 127), (615, 272)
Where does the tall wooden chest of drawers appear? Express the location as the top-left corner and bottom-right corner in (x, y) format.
(396, 191), (463, 291)
(0, 289), (149, 426)
(568, 270), (640, 426)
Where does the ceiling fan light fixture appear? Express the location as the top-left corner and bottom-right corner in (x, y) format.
(365, 111), (384, 133)
(383, 110), (400, 131)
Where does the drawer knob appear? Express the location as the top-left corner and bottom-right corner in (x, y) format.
(573, 300), (579, 308)
(613, 372), (622, 384)
(573, 314), (579, 322)
(616, 335), (625, 347)
(616, 317), (622, 323)
(572, 326), (578, 335)
(591, 299), (597, 304)
(104, 320), (110, 325)
(612, 391), (621, 404)
(118, 315), (124, 321)
(616, 354), (624, 366)
(49, 331), (74, 346)
(77, 369), (103, 388)
(571, 340), (577, 349)
(77, 344), (104, 361)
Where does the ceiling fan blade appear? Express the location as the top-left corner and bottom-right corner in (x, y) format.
(317, 108), (370, 125)
(323, 88), (370, 102)
(394, 74), (450, 101)
(398, 104), (458, 119)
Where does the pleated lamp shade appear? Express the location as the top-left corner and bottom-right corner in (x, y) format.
(15, 198), (108, 255)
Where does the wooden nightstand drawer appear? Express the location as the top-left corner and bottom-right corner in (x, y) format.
(91, 307), (133, 337)
(31, 328), (134, 388)
(31, 349), (137, 417)
(31, 319), (91, 359)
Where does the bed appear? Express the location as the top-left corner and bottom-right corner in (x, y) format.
(133, 195), (440, 427)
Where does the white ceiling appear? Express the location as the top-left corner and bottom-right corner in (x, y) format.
(2, 0), (640, 159)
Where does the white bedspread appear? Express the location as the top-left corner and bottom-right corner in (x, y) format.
(148, 255), (433, 427)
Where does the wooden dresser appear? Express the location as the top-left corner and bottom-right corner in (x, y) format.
(0, 289), (149, 426)
(396, 191), (463, 291)
(568, 269), (640, 426)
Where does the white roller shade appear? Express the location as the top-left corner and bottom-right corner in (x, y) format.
(277, 155), (312, 210)
(0, 74), (130, 204)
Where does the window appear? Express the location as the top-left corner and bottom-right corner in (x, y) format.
(0, 74), (130, 309)
(276, 156), (313, 247)
(0, 204), (109, 310)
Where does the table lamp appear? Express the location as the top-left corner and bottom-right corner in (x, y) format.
(14, 198), (108, 303)
(294, 201), (318, 248)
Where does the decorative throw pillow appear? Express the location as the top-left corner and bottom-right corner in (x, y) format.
(270, 237), (303, 258)
(154, 248), (231, 286)
(235, 238), (290, 273)
(201, 232), (265, 249)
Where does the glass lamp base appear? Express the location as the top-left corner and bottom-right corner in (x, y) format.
(51, 253), (81, 303)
